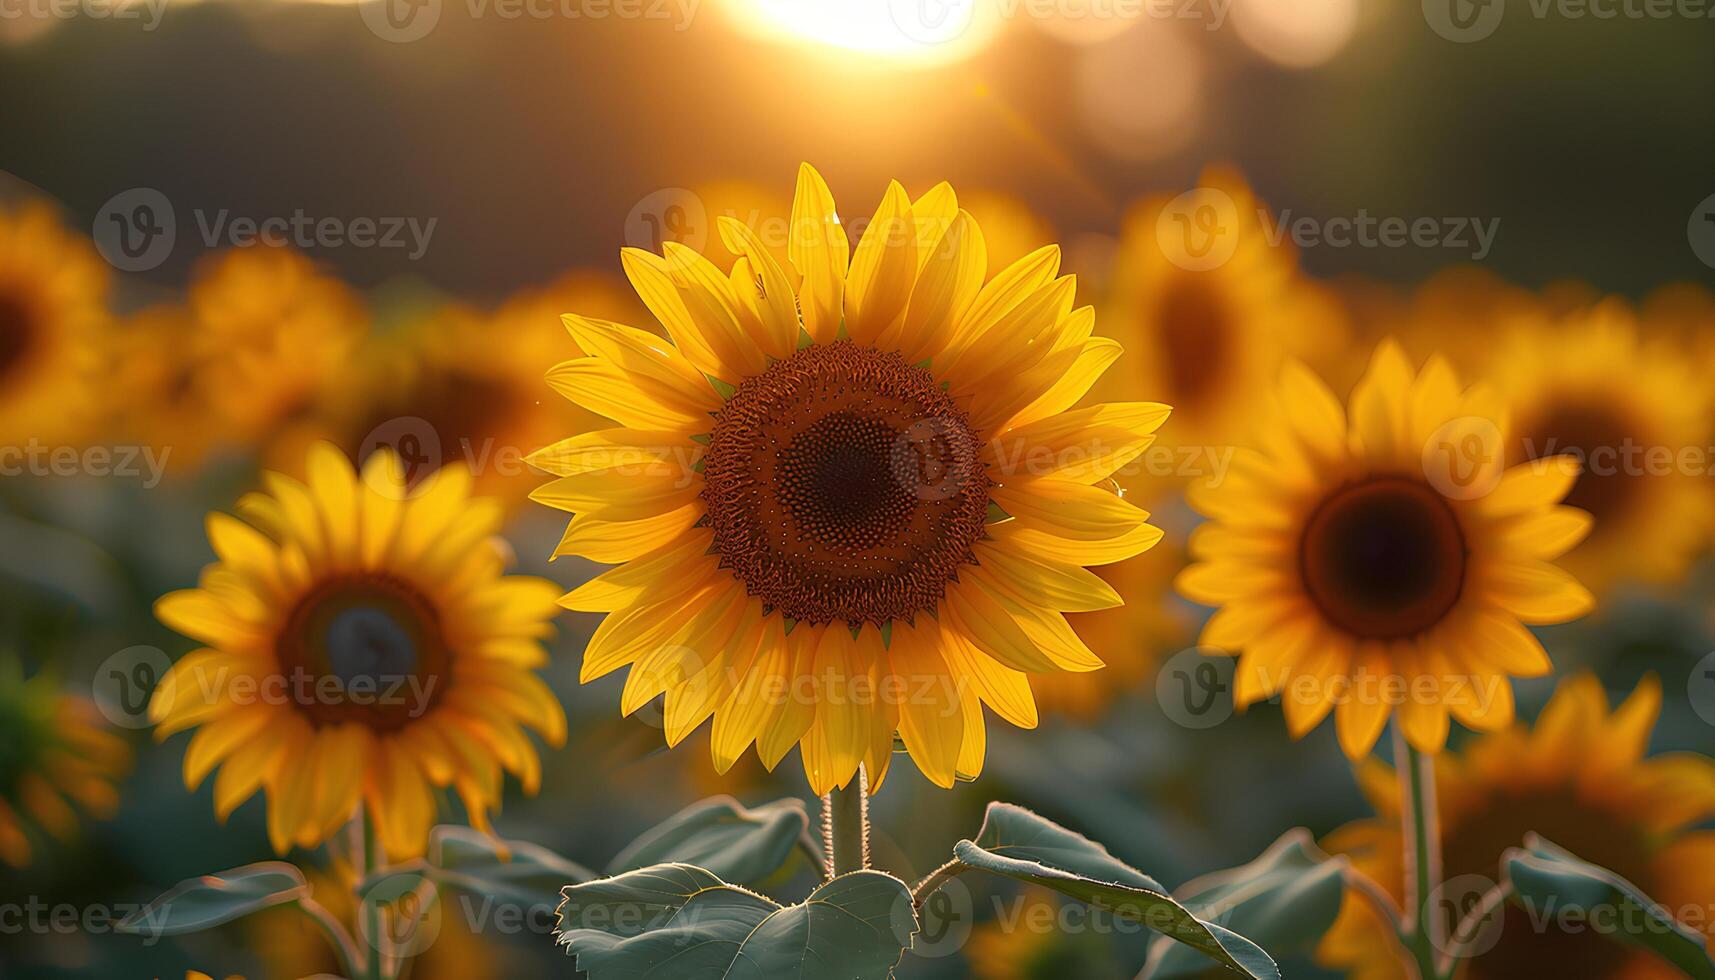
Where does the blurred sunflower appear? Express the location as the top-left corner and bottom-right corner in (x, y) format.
(1101, 167), (1347, 454)
(1319, 674), (1715, 979)
(0, 663), (130, 868)
(1342, 267), (1543, 383)
(150, 443), (565, 859)
(1483, 301), (1714, 595)
(1044, 520), (1193, 719)
(965, 886), (1113, 978)
(326, 272), (644, 505)
(958, 190), (1056, 274)
(535, 163), (1169, 794)
(184, 245), (367, 451)
(0, 201), (112, 449)
(1177, 341), (1594, 757)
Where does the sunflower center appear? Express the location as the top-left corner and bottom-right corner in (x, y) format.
(1442, 789), (1653, 980)
(1518, 401), (1639, 524)
(0, 291), (36, 383)
(1157, 277), (1231, 410)
(1300, 476), (1467, 640)
(701, 341), (990, 627)
(353, 369), (521, 487)
(276, 575), (449, 731)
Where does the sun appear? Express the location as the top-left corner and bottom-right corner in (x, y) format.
(725, 0), (1001, 65)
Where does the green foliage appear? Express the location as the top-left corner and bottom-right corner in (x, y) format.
(113, 862), (309, 939)
(1142, 829), (1346, 979)
(922, 802), (1281, 979)
(605, 796), (818, 887)
(1504, 835), (1715, 979)
(556, 864), (917, 979)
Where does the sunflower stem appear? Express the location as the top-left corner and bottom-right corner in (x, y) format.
(359, 810), (389, 980)
(823, 764), (870, 878)
(1395, 725), (1448, 980)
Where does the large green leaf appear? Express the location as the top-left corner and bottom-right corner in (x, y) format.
(114, 862), (308, 938)
(1142, 829), (1345, 979)
(607, 796), (817, 886)
(935, 803), (1279, 979)
(557, 864), (917, 979)
(1504, 835), (1715, 979)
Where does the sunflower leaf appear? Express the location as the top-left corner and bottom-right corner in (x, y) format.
(1503, 835), (1715, 980)
(370, 825), (596, 914)
(924, 803), (1281, 979)
(1141, 829), (1346, 979)
(605, 796), (819, 887)
(113, 862), (308, 938)
(556, 865), (917, 979)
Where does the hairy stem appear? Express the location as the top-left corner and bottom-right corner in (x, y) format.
(823, 764), (870, 878)
(359, 810), (389, 980)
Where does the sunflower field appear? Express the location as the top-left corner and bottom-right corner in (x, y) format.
(2, 2), (1713, 978)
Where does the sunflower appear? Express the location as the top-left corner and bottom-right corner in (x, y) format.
(1101, 167), (1347, 454)
(149, 443), (565, 859)
(184, 245), (368, 450)
(1480, 300), (1715, 594)
(533, 164), (1169, 794)
(0, 663), (131, 868)
(1176, 341), (1595, 758)
(1342, 267), (1544, 384)
(1318, 674), (1715, 980)
(322, 272), (645, 505)
(0, 201), (112, 449)
(1041, 510), (1195, 719)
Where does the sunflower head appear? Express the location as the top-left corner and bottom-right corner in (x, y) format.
(1483, 299), (1715, 594)
(151, 443), (565, 859)
(1178, 341), (1595, 758)
(534, 164), (1169, 794)
(0, 662), (131, 868)
(1319, 674), (1715, 980)
(0, 201), (112, 448)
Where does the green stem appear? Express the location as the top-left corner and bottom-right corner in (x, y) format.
(823, 764), (870, 878)
(294, 897), (363, 979)
(1396, 725), (1447, 980)
(360, 810), (388, 980)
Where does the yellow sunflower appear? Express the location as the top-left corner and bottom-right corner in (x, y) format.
(184, 245), (368, 449)
(0, 201), (112, 449)
(0, 664), (131, 868)
(1042, 513), (1195, 719)
(1176, 341), (1595, 758)
(1480, 300), (1715, 594)
(1342, 267), (1544, 383)
(1319, 674), (1715, 980)
(533, 164), (1169, 794)
(320, 271), (645, 506)
(150, 443), (565, 859)
(1101, 167), (1348, 453)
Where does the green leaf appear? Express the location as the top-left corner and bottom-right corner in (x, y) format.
(557, 865), (917, 979)
(606, 796), (818, 887)
(114, 862), (308, 938)
(1143, 829), (1345, 979)
(414, 825), (596, 910)
(1504, 835), (1715, 980)
(938, 803), (1280, 979)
